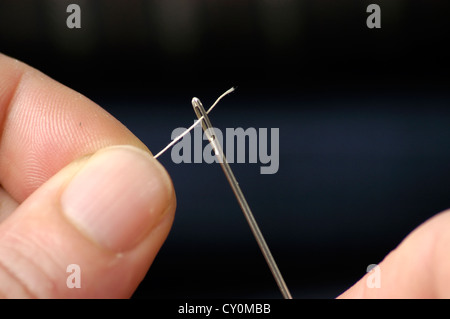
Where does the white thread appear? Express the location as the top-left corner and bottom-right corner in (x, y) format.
(153, 87), (235, 159)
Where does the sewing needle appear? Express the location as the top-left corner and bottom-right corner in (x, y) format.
(191, 96), (292, 299)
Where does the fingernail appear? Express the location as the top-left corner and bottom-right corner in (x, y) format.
(61, 145), (173, 252)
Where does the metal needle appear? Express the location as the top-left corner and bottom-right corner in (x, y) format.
(191, 96), (292, 299)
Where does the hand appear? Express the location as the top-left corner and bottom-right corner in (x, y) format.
(339, 208), (450, 298)
(0, 53), (176, 298)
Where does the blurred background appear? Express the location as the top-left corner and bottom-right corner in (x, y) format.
(1, 0), (449, 298)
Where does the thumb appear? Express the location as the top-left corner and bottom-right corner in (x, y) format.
(0, 145), (176, 298)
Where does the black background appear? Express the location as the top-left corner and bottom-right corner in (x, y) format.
(1, 0), (449, 298)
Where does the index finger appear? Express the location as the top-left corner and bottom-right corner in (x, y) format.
(0, 53), (149, 202)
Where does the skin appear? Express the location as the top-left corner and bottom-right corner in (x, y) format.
(0, 53), (448, 298)
(0, 53), (176, 298)
(338, 209), (450, 298)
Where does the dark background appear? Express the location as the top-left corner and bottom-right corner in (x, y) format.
(1, 0), (449, 298)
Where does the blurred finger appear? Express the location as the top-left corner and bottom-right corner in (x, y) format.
(339, 209), (450, 298)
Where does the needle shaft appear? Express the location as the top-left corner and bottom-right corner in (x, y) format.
(191, 97), (292, 299)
